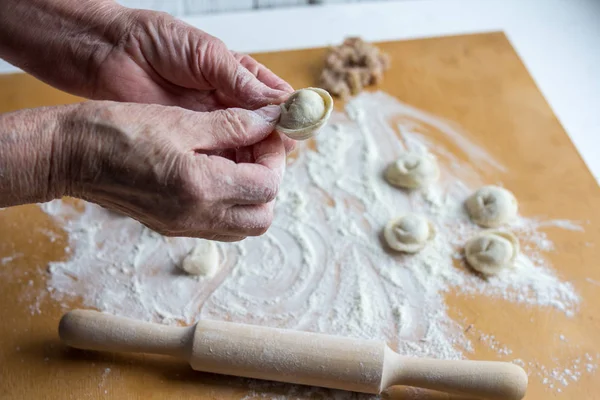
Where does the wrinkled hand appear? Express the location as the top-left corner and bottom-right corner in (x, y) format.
(0, 0), (297, 239)
(95, 9), (291, 109)
(60, 101), (285, 241)
(92, 7), (296, 151)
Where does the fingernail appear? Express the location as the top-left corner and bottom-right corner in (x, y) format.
(255, 105), (281, 122)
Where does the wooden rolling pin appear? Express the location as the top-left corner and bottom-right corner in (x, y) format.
(59, 310), (527, 399)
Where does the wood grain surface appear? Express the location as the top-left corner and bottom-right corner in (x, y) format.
(0, 32), (598, 400)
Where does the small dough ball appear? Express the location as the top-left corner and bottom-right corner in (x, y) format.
(464, 231), (519, 276)
(180, 240), (219, 277)
(384, 214), (436, 253)
(465, 186), (518, 227)
(276, 87), (334, 140)
(385, 152), (439, 189)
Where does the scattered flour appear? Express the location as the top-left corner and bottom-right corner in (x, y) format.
(478, 332), (513, 356)
(32, 91), (590, 397)
(99, 367), (111, 388)
(1, 253), (23, 265)
(522, 352), (600, 391)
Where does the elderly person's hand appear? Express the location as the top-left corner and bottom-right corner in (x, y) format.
(95, 10), (293, 111)
(0, 0), (297, 240)
(0, 0), (296, 152)
(0, 1), (292, 105)
(0, 102), (284, 241)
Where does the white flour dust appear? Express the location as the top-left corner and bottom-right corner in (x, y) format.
(38, 92), (589, 397)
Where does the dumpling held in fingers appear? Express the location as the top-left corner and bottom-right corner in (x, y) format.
(276, 88), (333, 140)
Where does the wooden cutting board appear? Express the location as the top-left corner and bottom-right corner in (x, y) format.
(0, 32), (599, 400)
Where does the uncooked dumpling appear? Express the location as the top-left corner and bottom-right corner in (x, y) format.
(465, 186), (518, 227)
(276, 88), (334, 140)
(464, 231), (519, 276)
(180, 240), (219, 277)
(385, 152), (439, 189)
(384, 214), (436, 253)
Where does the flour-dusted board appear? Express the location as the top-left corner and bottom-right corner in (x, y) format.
(0, 33), (599, 400)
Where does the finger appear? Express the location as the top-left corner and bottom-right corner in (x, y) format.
(222, 203), (275, 236)
(282, 136), (297, 154)
(236, 136), (289, 164)
(253, 132), (286, 180)
(192, 130), (285, 205)
(194, 147), (237, 161)
(232, 52), (294, 93)
(201, 40), (289, 109)
(187, 105), (281, 150)
(205, 156), (281, 205)
(213, 86), (286, 110)
(126, 19), (287, 110)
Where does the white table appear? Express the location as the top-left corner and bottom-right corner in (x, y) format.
(1, 0), (599, 182)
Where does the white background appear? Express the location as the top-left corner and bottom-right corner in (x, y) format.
(1, 0), (599, 182)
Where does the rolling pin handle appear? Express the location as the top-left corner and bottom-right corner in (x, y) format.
(382, 347), (528, 400)
(59, 310), (193, 359)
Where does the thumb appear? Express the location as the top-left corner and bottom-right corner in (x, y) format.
(199, 105), (282, 150)
(202, 40), (288, 109)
